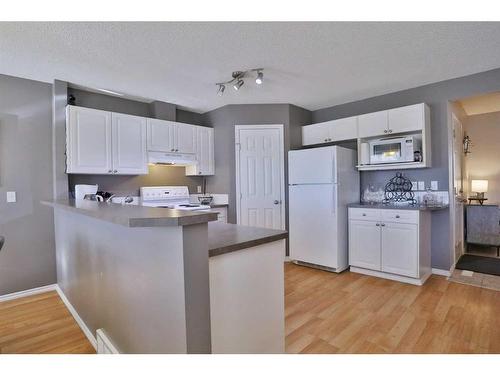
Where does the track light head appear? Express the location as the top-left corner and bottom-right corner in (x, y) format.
(217, 84), (225, 96)
(255, 71), (263, 85)
(233, 79), (244, 91)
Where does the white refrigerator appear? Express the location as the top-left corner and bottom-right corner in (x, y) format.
(288, 146), (360, 272)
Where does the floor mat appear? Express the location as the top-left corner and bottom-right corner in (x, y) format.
(455, 254), (500, 276)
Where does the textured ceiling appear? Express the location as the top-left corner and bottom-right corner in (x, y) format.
(2, 22), (500, 113)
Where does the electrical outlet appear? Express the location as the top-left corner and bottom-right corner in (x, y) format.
(411, 181), (417, 191)
(431, 181), (438, 190)
(418, 181), (425, 191)
(6, 191), (16, 203)
(197, 185), (202, 193)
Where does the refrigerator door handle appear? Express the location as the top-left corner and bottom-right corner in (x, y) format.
(332, 184), (337, 215)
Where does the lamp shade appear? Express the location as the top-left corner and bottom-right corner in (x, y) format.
(471, 179), (488, 193)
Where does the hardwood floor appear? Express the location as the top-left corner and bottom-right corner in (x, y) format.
(2, 264), (499, 354)
(285, 263), (500, 354)
(0, 291), (95, 354)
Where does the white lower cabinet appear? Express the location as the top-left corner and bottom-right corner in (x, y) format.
(348, 207), (431, 285)
(349, 220), (381, 270)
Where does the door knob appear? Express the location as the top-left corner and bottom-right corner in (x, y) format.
(274, 200), (280, 205)
(384, 130), (388, 133)
(113, 170), (117, 174)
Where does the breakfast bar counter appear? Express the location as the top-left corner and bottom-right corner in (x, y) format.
(44, 199), (286, 354)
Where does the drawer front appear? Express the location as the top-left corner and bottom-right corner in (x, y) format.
(381, 209), (419, 224)
(349, 208), (381, 221)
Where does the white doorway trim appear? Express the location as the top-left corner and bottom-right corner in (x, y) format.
(235, 124), (286, 230)
(447, 103), (465, 267)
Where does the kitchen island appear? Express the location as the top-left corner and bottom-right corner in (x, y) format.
(43, 200), (286, 354)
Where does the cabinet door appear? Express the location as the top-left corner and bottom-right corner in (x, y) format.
(349, 220), (381, 270)
(185, 126), (215, 176)
(381, 222), (418, 277)
(388, 103), (425, 134)
(147, 118), (176, 152)
(66, 106), (112, 174)
(111, 113), (148, 175)
(302, 122), (331, 146)
(357, 110), (388, 138)
(329, 116), (358, 141)
(176, 124), (196, 154)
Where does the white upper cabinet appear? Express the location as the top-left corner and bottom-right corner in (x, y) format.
(302, 116), (357, 146)
(387, 103), (426, 134)
(185, 126), (215, 176)
(147, 118), (177, 152)
(302, 122), (331, 145)
(176, 124), (197, 154)
(147, 119), (197, 154)
(111, 113), (148, 175)
(357, 110), (389, 138)
(66, 106), (113, 174)
(66, 106), (147, 175)
(329, 117), (358, 141)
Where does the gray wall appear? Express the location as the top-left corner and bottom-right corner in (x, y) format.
(202, 104), (311, 227)
(0, 74), (56, 295)
(312, 67), (500, 270)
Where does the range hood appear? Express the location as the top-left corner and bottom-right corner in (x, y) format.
(148, 151), (197, 166)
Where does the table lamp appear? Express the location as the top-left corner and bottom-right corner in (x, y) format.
(471, 179), (488, 204)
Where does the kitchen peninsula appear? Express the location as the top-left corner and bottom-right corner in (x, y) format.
(42, 200), (287, 354)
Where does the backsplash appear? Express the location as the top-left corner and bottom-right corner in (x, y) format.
(68, 165), (204, 197)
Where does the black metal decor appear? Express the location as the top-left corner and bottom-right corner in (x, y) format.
(383, 172), (417, 205)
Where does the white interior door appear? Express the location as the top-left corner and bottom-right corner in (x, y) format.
(452, 114), (465, 262)
(236, 125), (284, 230)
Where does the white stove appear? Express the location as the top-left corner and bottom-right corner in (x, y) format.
(140, 186), (211, 211)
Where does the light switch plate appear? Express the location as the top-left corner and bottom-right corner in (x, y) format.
(197, 185), (202, 193)
(411, 181), (417, 191)
(6, 191), (16, 203)
(418, 181), (425, 191)
(431, 181), (438, 190)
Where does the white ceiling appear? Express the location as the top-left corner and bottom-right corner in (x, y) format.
(2, 22), (500, 113)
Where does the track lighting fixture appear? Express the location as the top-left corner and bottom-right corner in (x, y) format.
(217, 84), (225, 96)
(255, 70), (263, 85)
(215, 68), (264, 96)
(233, 79), (244, 91)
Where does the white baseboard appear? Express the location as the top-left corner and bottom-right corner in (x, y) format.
(0, 284), (57, 303)
(55, 285), (97, 350)
(432, 268), (452, 277)
(350, 266), (429, 286)
(284, 256), (291, 262)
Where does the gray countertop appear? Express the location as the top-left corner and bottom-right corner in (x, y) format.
(42, 199), (218, 227)
(208, 222), (288, 257)
(348, 202), (449, 211)
(209, 204), (229, 208)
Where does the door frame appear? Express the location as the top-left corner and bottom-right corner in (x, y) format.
(447, 104), (465, 266)
(235, 124), (286, 230)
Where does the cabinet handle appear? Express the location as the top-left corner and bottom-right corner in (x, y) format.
(381, 223), (386, 227)
(384, 130), (388, 134)
(388, 129), (393, 133)
(376, 223), (380, 226)
(198, 172), (202, 175)
(175, 149), (179, 152)
(324, 139), (328, 142)
(171, 149), (175, 152)
(362, 213), (366, 216)
(113, 170), (117, 174)
(108, 169), (112, 173)
(395, 215), (400, 218)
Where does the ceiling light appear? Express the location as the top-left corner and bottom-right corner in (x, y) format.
(233, 79), (244, 91)
(217, 84), (225, 96)
(215, 68), (264, 96)
(255, 71), (263, 85)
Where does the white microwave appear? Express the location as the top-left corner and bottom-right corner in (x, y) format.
(368, 135), (422, 164)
